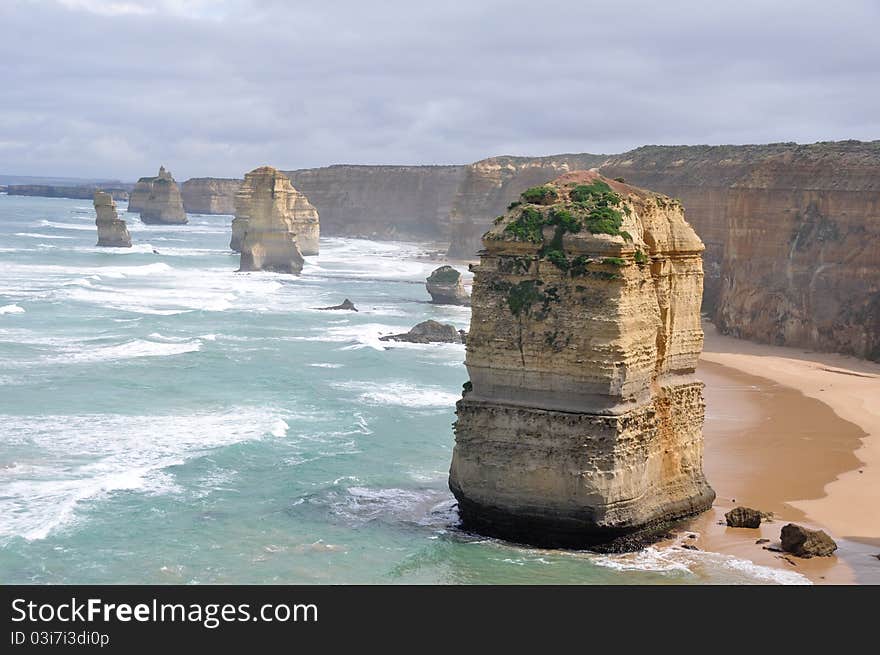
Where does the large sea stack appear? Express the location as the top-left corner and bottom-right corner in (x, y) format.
(449, 171), (715, 550)
(129, 166), (187, 224)
(231, 167), (319, 256)
(236, 166), (319, 273)
(93, 191), (131, 247)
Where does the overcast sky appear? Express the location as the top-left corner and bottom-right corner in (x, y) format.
(1, 0), (878, 181)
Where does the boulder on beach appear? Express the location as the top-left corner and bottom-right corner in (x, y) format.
(379, 320), (463, 344)
(425, 265), (470, 306)
(317, 299), (358, 312)
(780, 523), (838, 558)
(724, 506), (763, 528)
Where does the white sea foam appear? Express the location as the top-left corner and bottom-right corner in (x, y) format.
(15, 232), (75, 240)
(0, 408), (290, 542)
(591, 545), (811, 585)
(308, 362), (344, 368)
(0, 304), (25, 314)
(52, 338), (202, 363)
(332, 381), (459, 408)
(37, 220), (94, 231)
(270, 419), (289, 437)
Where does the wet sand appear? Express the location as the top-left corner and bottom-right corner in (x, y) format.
(681, 322), (880, 584)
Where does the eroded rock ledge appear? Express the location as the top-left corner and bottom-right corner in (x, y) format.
(449, 171), (715, 550)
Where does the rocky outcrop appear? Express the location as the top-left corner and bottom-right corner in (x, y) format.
(285, 165), (466, 240)
(317, 299), (358, 311)
(181, 178), (242, 214)
(446, 154), (608, 258)
(380, 320), (464, 344)
(130, 166), (187, 224)
(426, 266), (470, 306)
(724, 506), (763, 528)
(780, 523), (838, 558)
(231, 169), (319, 256)
(93, 191), (131, 247)
(236, 166), (313, 273)
(449, 171), (715, 549)
(8, 184), (131, 201)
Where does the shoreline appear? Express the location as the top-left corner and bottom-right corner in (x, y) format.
(687, 321), (880, 584)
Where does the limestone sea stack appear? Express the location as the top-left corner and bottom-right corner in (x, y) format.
(449, 171), (715, 550)
(236, 166), (319, 273)
(93, 191), (131, 247)
(426, 265), (470, 306)
(130, 166), (187, 225)
(231, 167), (319, 256)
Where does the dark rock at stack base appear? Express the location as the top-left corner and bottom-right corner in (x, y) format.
(448, 171), (715, 551)
(780, 523), (838, 558)
(426, 265), (470, 306)
(380, 320), (463, 344)
(724, 506), (763, 528)
(93, 191), (132, 248)
(317, 299), (358, 311)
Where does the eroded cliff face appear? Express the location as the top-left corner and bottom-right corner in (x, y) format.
(130, 166), (187, 225)
(236, 166), (315, 273)
(445, 154), (608, 258)
(285, 165), (466, 240)
(180, 178), (242, 214)
(599, 141), (880, 359)
(93, 191), (131, 248)
(449, 171), (714, 549)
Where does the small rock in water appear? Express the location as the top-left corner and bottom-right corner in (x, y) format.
(780, 523), (838, 558)
(317, 298), (358, 312)
(724, 506), (763, 528)
(680, 543), (699, 551)
(379, 320), (463, 344)
(756, 538), (770, 544)
(763, 545), (784, 553)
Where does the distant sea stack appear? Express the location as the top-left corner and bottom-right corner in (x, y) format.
(236, 166), (319, 273)
(129, 166), (187, 224)
(93, 191), (132, 247)
(449, 171), (715, 549)
(426, 265), (470, 305)
(181, 177), (242, 214)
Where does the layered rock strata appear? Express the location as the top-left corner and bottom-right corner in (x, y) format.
(93, 191), (131, 247)
(232, 168), (319, 256)
(426, 265), (470, 305)
(130, 166), (187, 224)
(449, 171), (715, 549)
(181, 178), (242, 214)
(236, 166), (314, 273)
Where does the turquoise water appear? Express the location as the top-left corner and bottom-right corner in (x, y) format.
(0, 194), (806, 584)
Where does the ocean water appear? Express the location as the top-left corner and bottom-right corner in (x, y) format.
(0, 193), (807, 585)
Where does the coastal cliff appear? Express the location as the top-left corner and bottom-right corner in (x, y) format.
(445, 154), (608, 258)
(129, 166), (187, 224)
(285, 165), (466, 240)
(8, 184), (131, 201)
(449, 171), (714, 548)
(181, 178), (241, 214)
(93, 191), (131, 247)
(236, 166), (313, 273)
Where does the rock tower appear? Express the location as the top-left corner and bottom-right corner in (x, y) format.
(93, 191), (132, 247)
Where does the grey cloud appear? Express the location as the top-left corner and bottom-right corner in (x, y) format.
(1, 0), (878, 180)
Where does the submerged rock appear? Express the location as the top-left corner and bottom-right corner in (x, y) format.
(780, 523), (838, 558)
(130, 166), (187, 225)
(317, 299), (358, 312)
(449, 171), (715, 550)
(236, 166), (315, 274)
(380, 320), (464, 344)
(426, 265), (470, 306)
(725, 506), (763, 528)
(93, 191), (131, 247)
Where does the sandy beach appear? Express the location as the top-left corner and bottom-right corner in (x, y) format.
(681, 321), (880, 584)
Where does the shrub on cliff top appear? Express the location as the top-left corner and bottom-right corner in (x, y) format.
(569, 180), (614, 202)
(427, 266), (461, 284)
(520, 186), (558, 205)
(504, 207), (545, 242)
